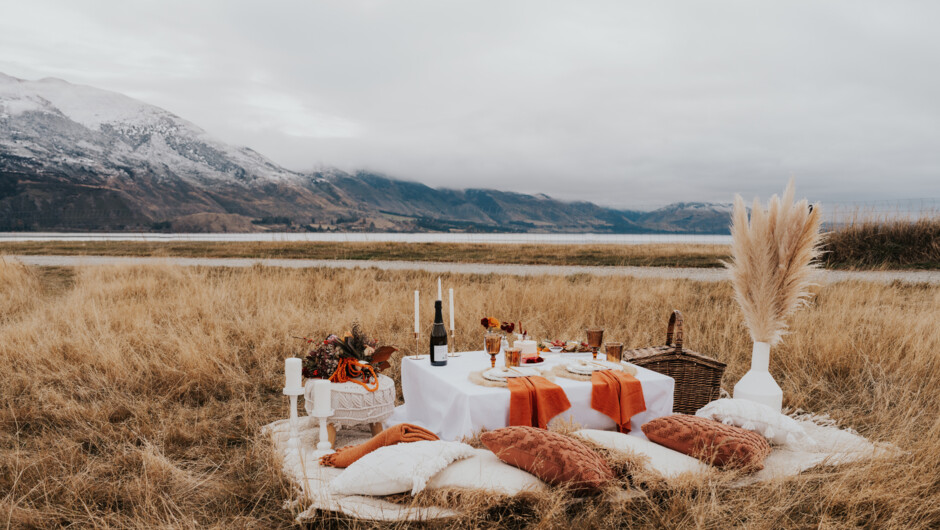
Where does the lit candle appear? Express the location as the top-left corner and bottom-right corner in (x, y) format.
(285, 358), (302, 389)
(313, 379), (332, 416)
(449, 288), (455, 331)
(414, 290), (420, 333)
(437, 277), (442, 301)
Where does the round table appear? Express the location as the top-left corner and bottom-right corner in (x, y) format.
(304, 374), (396, 446)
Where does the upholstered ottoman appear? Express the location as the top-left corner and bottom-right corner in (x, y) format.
(304, 375), (396, 446)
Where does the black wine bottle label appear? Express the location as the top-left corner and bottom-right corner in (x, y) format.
(430, 300), (448, 366)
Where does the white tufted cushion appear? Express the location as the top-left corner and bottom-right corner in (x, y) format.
(695, 398), (815, 448)
(574, 429), (709, 479)
(330, 440), (476, 496)
(427, 448), (548, 495)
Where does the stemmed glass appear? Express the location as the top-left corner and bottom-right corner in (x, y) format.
(586, 328), (604, 360)
(484, 333), (502, 368)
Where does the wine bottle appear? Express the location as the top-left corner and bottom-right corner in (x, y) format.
(430, 300), (448, 366)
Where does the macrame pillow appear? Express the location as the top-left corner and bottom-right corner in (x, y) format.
(695, 398), (815, 448)
(481, 426), (614, 492)
(641, 415), (771, 470)
(330, 440), (475, 496)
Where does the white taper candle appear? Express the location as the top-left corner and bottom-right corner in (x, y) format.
(414, 290), (420, 333)
(285, 358), (302, 389)
(437, 277), (442, 301)
(313, 379), (332, 416)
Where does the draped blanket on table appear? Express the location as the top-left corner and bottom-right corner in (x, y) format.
(591, 370), (646, 433)
(508, 376), (571, 429)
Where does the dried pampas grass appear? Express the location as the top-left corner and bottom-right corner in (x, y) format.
(727, 180), (824, 346)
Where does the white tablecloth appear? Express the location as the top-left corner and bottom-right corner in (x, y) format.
(387, 350), (674, 441)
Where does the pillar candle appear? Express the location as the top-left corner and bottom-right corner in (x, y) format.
(448, 288), (455, 330)
(285, 358), (302, 389)
(414, 290), (420, 333)
(437, 277), (442, 301)
(313, 379), (332, 416)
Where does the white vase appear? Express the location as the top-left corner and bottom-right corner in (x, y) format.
(732, 341), (783, 412)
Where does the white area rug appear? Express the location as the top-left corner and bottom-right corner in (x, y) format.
(262, 418), (458, 523)
(735, 413), (898, 486)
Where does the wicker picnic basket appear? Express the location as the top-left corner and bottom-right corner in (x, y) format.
(624, 310), (726, 414)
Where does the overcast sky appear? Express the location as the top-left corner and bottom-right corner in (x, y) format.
(1, 0), (938, 208)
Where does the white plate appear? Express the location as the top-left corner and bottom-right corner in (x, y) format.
(482, 366), (539, 381)
(565, 359), (623, 376)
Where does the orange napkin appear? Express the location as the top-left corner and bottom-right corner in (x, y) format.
(319, 423), (438, 468)
(508, 376), (572, 429)
(591, 370), (646, 433)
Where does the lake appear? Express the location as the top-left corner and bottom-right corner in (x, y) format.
(0, 232), (732, 245)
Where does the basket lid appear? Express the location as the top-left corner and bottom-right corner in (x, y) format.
(623, 310), (726, 369)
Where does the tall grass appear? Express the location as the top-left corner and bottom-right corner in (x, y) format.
(824, 214), (940, 269)
(0, 258), (938, 527)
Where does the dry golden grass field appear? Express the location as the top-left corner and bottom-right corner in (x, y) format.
(1, 257), (938, 528)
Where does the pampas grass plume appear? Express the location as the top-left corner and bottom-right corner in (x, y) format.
(727, 180), (824, 346)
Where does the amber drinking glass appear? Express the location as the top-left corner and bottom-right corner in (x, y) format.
(586, 328), (604, 359)
(504, 347), (522, 368)
(484, 333), (502, 368)
(605, 342), (623, 363)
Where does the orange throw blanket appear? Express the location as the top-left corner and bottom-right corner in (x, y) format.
(591, 370), (646, 433)
(508, 376), (572, 429)
(319, 423), (438, 468)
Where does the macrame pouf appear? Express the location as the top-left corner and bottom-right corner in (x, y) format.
(304, 375), (396, 446)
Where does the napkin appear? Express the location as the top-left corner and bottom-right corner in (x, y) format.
(591, 370), (646, 433)
(508, 376), (572, 430)
(320, 423), (439, 468)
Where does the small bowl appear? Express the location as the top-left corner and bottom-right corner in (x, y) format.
(548, 346), (563, 353)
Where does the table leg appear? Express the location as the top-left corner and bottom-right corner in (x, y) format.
(369, 422), (384, 436)
(327, 423), (336, 448)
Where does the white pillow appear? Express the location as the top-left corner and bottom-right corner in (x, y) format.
(574, 429), (709, 479)
(330, 440), (475, 496)
(695, 398), (815, 448)
(427, 448), (548, 495)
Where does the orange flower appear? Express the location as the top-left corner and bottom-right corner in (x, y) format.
(488, 317), (500, 329)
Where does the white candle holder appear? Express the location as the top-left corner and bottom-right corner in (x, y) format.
(283, 385), (305, 451)
(311, 407), (335, 456)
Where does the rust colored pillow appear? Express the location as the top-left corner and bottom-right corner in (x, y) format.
(641, 414), (771, 470)
(480, 426), (614, 491)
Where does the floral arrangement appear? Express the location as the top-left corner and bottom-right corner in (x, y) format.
(299, 323), (396, 392)
(480, 317), (527, 337)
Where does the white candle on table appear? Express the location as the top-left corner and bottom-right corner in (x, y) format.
(437, 277), (442, 301)
(285, 358), (302, 389)
(312, 379), (332, 415)
(414, 290), (420, 333)
(449, 288), (454, 331)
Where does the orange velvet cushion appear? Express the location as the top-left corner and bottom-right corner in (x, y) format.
(481, 426), (614, 491)
(641, 414), (772, 470)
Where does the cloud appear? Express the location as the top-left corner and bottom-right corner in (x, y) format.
(1, 0), (938, 208)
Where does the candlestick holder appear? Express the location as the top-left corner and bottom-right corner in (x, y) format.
(448, 329), (462, 357)
(411, 331), (427, 360)
(282, 384), (305, 451)
(311, 407), (335, 456)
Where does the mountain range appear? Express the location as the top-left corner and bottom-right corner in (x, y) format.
(0, 73), (733, 233)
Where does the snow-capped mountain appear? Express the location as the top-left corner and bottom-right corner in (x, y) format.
(0, 72), (733, 233)
(0, 72), (303, 186)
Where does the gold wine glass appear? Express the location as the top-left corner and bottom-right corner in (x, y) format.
(605, 342), (623, 363)
(586, 328), (604, 360)
(484, 333), (502, 368)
